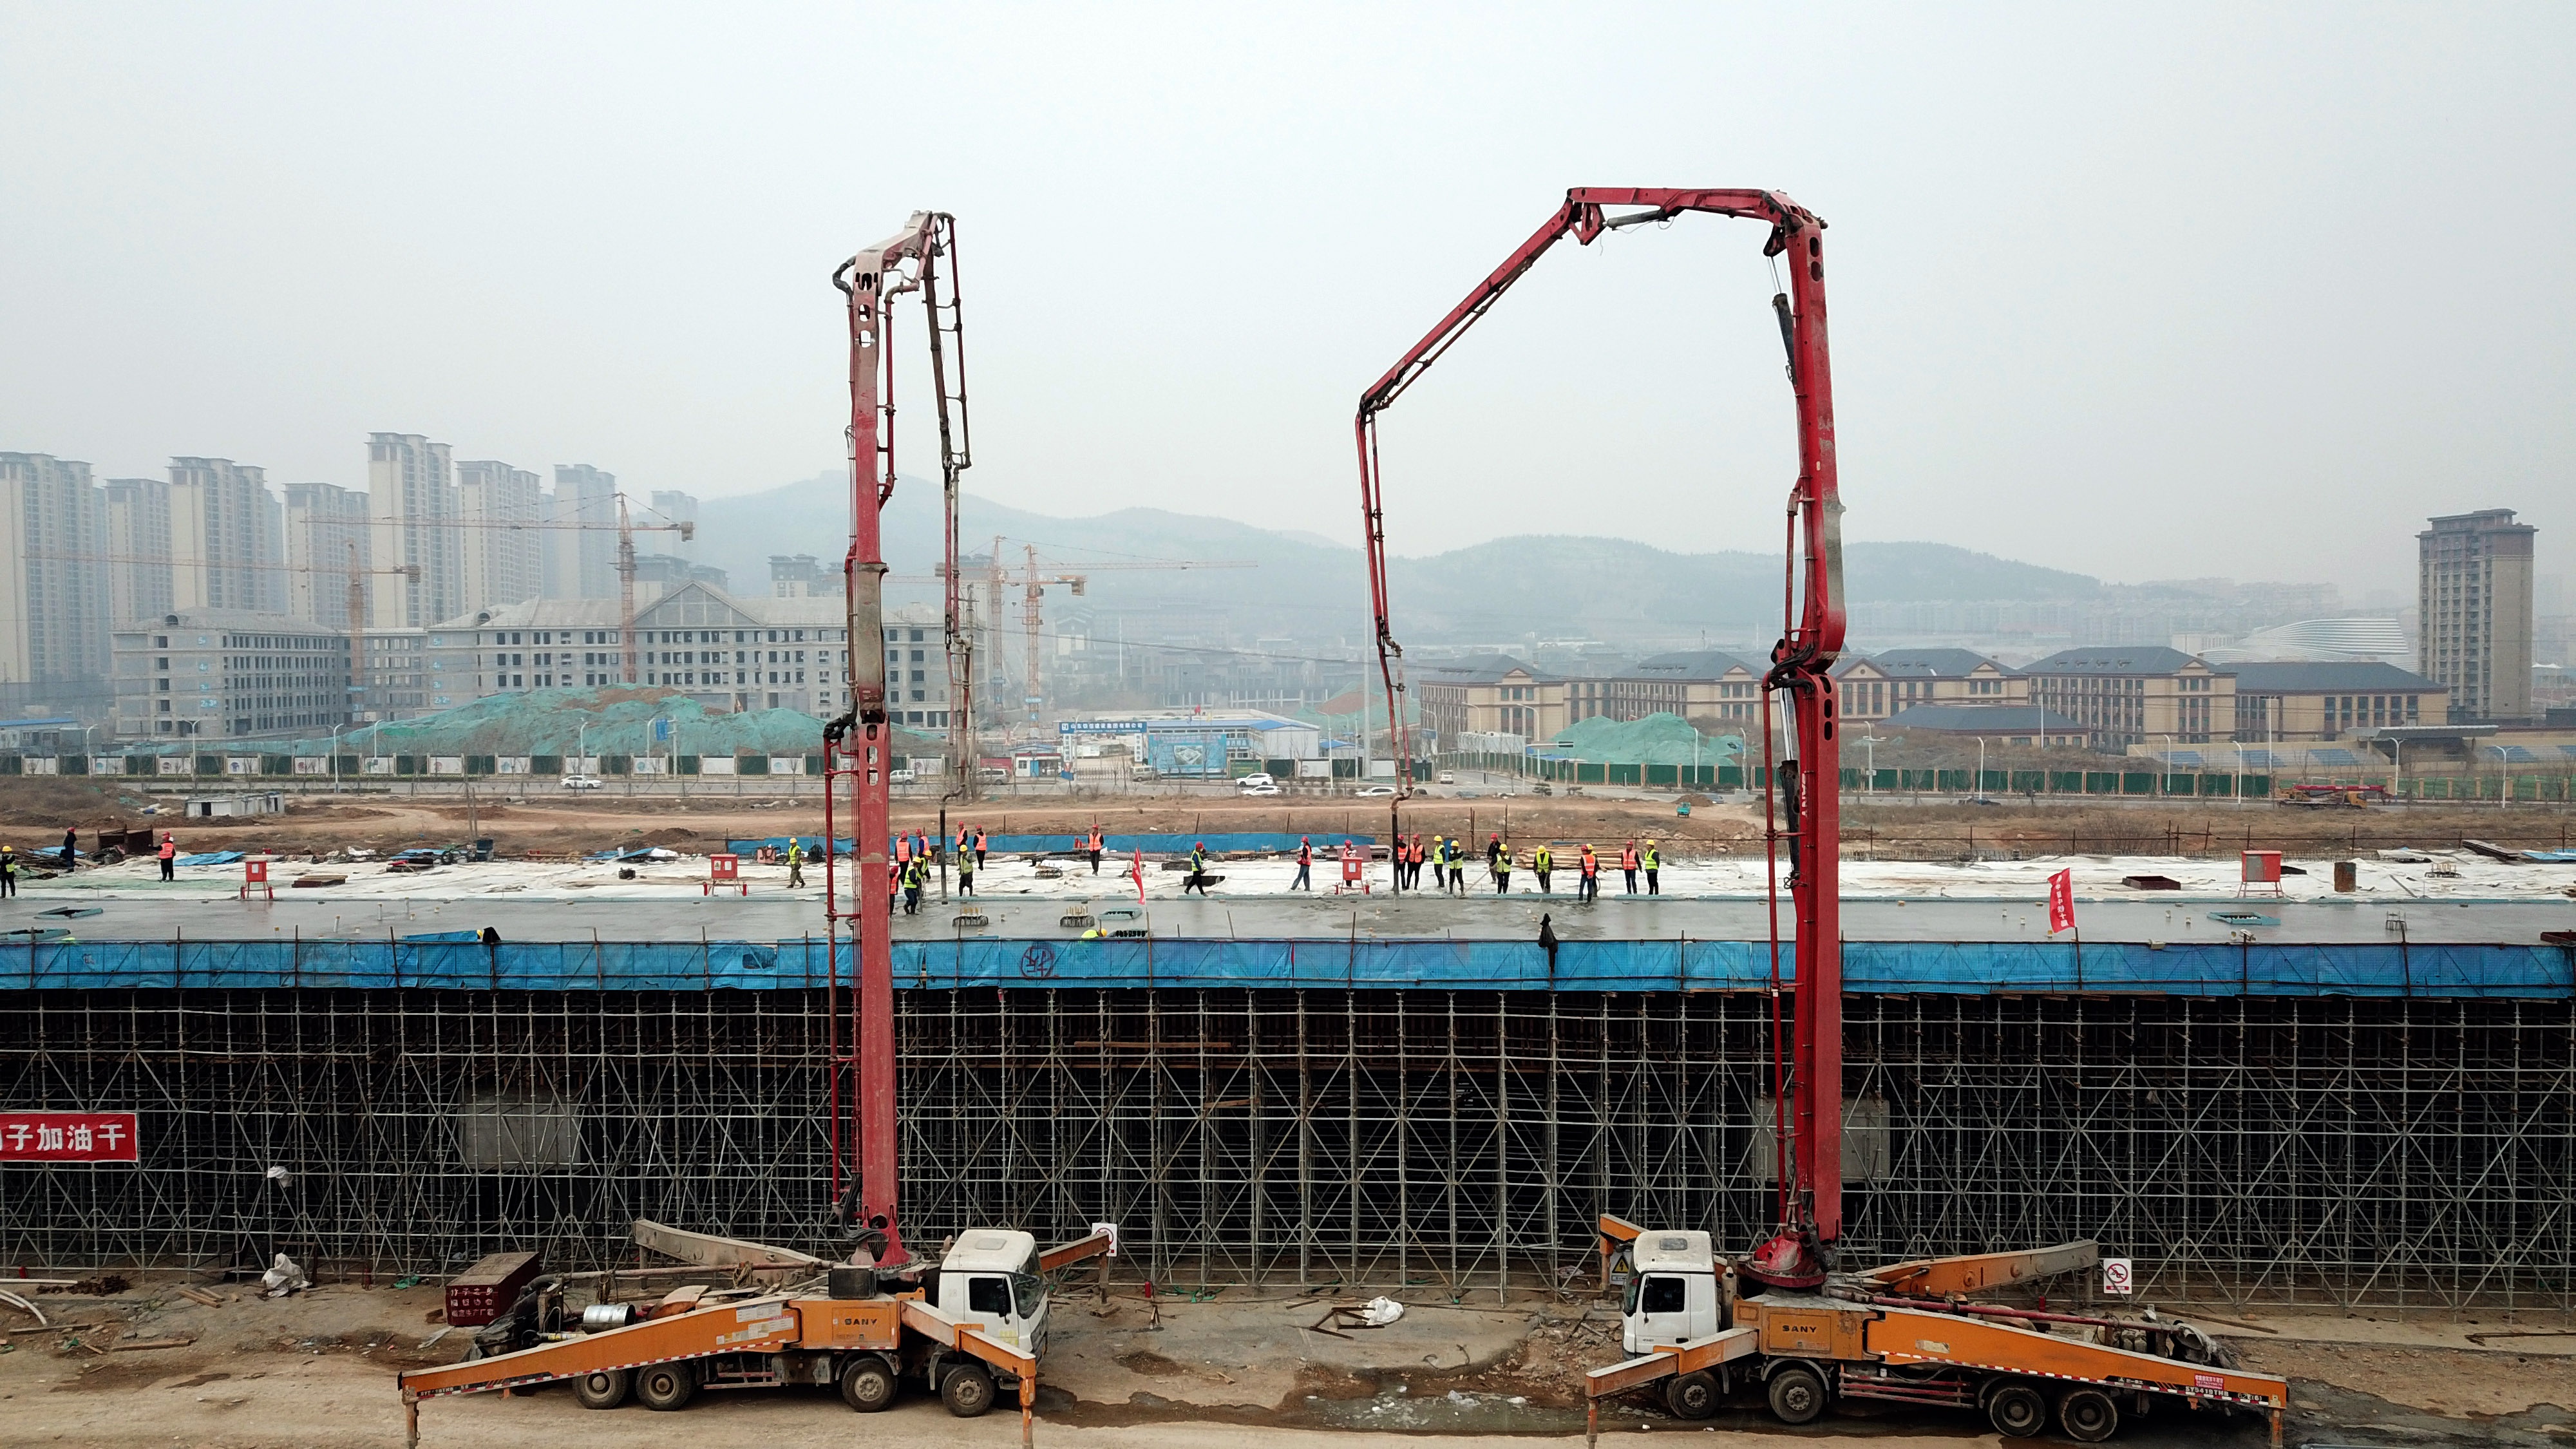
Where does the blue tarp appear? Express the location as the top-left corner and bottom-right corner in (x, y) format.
(172, 851), (245, 867)
(728, 833), (1374, 858)
(2, 937), (2566, 996)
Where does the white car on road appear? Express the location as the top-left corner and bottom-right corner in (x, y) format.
(562, 775), (603, 790)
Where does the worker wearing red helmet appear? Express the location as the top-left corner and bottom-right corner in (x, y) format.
(1184, 840), (1211, 895)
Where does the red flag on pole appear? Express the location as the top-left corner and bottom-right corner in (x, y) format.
(1128, 848), (1146, 904)
(2046, 868), (2076, 934)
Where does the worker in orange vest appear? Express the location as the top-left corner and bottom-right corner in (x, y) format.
(157, 831), (178, 882)
(1620, 839), (1640, 895)
(974, 828), (989, 871)
(895, 832), (913, 871)
(1085, 826), (1104, 874)
(1408, 833), (1426, 889)
(1577, 845), (1599, 904)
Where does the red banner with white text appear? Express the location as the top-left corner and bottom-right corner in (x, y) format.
(0, 1112), (140, 1162)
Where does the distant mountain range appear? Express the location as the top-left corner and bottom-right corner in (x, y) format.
(690, 471), (2100, 644)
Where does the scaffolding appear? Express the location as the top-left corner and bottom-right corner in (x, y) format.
(3, 987), (2570, 1312)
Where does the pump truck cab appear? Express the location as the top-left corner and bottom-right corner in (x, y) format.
(1586, 1216), (2287, 1444)
(398, 1224), (1110, 1445)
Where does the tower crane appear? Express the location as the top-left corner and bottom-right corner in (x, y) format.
(382, 504), (693, 683)
(981, 538), (1254, 729)
(1354, 188), (2287, 1445)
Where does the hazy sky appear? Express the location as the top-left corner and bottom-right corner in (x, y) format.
(3, 3), (2569, 600)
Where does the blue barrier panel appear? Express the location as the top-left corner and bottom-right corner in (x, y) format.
(5, 935), (2568, 996)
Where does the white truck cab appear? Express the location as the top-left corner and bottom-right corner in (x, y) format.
(1621, 1229), (1728, 1353)
(935, 1229), (1050, 1363)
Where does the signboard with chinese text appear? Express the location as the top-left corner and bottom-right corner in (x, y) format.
(1, 1112), (140, 1162)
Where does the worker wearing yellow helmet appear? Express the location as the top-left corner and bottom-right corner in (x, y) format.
(1642, 838), (1661, 896)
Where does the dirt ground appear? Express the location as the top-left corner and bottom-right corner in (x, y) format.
(6, 776), (2571, 866)
(5, 1274), (2571, 1448)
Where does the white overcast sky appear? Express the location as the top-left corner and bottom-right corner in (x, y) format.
(3, 3), (2569, 599)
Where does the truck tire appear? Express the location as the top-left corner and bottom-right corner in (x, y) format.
(573, 1368), (630, 1410)
(634, 1363), (697, 1412)
(1766, 1364), (1826, 1425)
(1987, 1381), (2048, 1438)
(2058, 1387), (2119, 1443)
(1665, 1368), (1723, 1419)
(940, 1361), (996, 1418)
(840, 1356), (897, 1412)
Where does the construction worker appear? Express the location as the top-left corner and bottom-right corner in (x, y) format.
(1428, 834), (1446, 891)
(1538, 911), (1558, 977)
(1486, 832), (1504, 875)
(1086, 826), (1104, 874)
(958, 847), (976, 896)
(0, 844), (15, 898)
(1620, 838), (1639, 895)
(916, 828), (933, 866)
(1578, 844), (1599, 904)
(974, 828), (989, 872)
(954, 822), (971, 864)
(62, 826), (79, 871)
(1533, 843), (1553, 895)
(1493, 840), (1511, 895)
(157, 831), (177, 882)
(1643, 838), (1661, 896)
(1407, 833), (1426, 889)
(1184, 841), (1211, 895)
(1442, 836), (1464, 896)
(902, 855), (925, 914)
(1293, 836), (1312, 891)
(894, 831), (912, 875)
(786, 838), (806, 888)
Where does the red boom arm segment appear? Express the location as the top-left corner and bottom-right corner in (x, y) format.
(828, 211), (963, 1269)
(1353, 187), (1846, 1271)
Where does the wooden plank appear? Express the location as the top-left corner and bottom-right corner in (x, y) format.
(630, 1218), (826, 1269)
(114, 1336), (195, 1350)
(1585, 1351), (1677, 1397)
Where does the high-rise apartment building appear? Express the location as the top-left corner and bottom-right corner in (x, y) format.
(456, 460), (544, 612)
(366, 433), (460, 629)
(2418, 509), (2536, 722)
(103, 477), (174, 625)
(0, 452), (113, 714)
(167, 457), (286, 615)
(282, 482), (373, 627)
(544, 464), (618, 600)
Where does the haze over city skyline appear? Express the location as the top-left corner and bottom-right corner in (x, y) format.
(4, 3), (2570, 603)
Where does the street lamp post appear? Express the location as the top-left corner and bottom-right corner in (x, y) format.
(1975, 736), (1987, 802)
(330, 723), (343, 795)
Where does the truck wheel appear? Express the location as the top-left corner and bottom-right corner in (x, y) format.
(1987, 1381), (2048, 1438)
(1766, 1364), (1826, 1425)
(940, 1361), (996, 1418)
(634, 1363), (697, 1411)
(2058, 1387), (2119, 1443)
(840, 1356), (897, 1412)
(1665, 1368), (1723, 1419)
(573, 1368), (630, 1410)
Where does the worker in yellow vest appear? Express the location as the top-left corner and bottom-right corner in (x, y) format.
(1533, 844), (1553, 895)
(1642, 839), (1661, 896)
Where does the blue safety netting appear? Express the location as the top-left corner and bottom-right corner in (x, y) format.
(728, 833), (1374, 858)
(3, 936), (2566, 996)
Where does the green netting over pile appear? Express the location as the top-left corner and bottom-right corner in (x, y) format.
(198, 688), (846, 757)
(1546, 712), (1745, 766)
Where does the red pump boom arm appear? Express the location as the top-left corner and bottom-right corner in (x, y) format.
(1354, 187), (1848, 1270)
(826, 210), (967, 1269)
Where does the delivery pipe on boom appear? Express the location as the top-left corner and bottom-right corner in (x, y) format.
(826, 210), (965, 1269)
(1354, 187), (1843, 1282)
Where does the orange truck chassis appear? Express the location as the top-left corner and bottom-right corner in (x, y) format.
(400, 1288), (1044, 1445)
